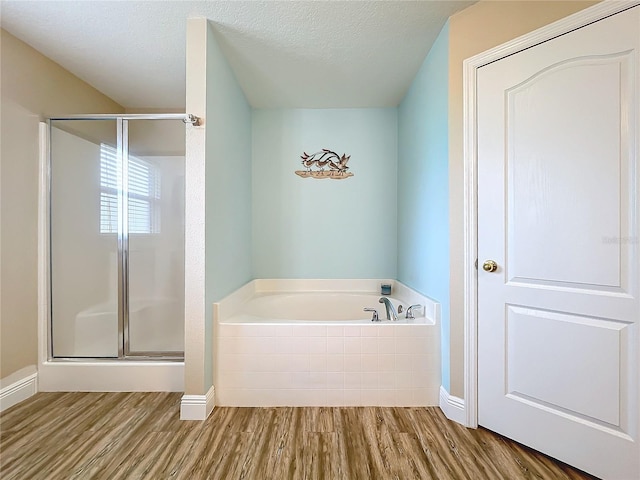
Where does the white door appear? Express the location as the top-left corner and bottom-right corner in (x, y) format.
(477, 6), (639, 480)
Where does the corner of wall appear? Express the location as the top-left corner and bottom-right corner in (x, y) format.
(397, 20), (451, 393)
(438, 385), (466, 426)
(180, 384), (215, 421)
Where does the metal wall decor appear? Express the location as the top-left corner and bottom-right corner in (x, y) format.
(295, 149), (353, 179)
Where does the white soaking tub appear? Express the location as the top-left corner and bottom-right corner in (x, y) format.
(214, 279), (441, 407)
(234, 292), (424, 323)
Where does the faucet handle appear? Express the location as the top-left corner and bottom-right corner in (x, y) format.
(364, 308), (379, 322)
(406, 304), (423, 319)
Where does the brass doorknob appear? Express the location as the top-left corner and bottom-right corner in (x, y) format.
(482, 260), (498, 272)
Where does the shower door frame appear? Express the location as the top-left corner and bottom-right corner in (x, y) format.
(46, 113), (191, 361)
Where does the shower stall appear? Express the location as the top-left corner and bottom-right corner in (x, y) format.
(46, 114), (188, 361)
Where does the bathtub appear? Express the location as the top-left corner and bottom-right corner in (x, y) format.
(229, 292), (430, 323)
(214, 279), (441, 407)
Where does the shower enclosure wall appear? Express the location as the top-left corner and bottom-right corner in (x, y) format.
(48, 115), (186, 360)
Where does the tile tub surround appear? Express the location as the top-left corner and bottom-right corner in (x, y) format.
(213, 279), (441, 406)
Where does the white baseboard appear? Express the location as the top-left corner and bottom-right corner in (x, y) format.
(180, 385), (215, 420)
(439, 385), (466, 426)
(0, 372), (38, 412)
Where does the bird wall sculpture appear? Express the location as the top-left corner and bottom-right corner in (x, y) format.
(295, 149), (353, 179)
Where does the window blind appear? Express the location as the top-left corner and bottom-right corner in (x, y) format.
(99, 144), (160, 234)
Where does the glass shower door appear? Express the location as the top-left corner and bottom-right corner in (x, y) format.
(50, 119), (120, 357)
(125, 119), (185, 356)
(49, 116), (185, 359)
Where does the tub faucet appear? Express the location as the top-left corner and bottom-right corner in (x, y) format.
(378, 297), (398, 321)
(364, 308), (379, 322)
(406, 304), (423, 319)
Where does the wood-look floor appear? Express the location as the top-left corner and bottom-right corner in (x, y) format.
(0, 392), (598, 480)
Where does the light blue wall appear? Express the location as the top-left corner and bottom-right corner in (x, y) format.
(205, 23), (253, 384)
(201, 22), (450, 390)
(205, 25), (252, 302)
(397, 22), (450, 390)
(252, 108), (397, 279)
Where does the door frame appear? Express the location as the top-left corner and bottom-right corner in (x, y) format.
(462, 0), (639, 428)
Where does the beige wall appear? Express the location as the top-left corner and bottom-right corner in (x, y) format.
(446, 1), (597, 397)
(183, 18), (208, 396)
(0, 30), (123, 379)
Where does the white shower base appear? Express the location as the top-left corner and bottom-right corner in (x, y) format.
(74, 297), (184, 357)
(37, 361), (184, 392)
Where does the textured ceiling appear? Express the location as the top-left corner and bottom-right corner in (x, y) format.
(0, 1), (474, 109)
